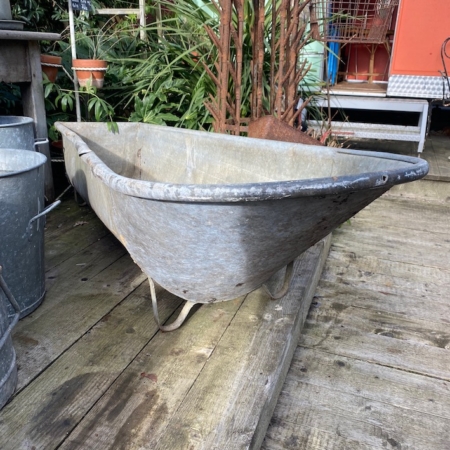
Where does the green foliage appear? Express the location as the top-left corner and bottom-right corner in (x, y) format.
(11, 0), (62, 32)
(101, 0), (218, 129)
(8, 0), (326, 137)
(0, 83), (22, 115)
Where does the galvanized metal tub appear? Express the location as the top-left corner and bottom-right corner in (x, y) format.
(0, 267), (20, 410)
(0, 116), (35, 151)
(0, 116), (48, 154)
(56, 122), (428, 329)
(0, 148), (58, 319)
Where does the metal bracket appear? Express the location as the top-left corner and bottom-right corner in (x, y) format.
(149, 277), (197, 332)
(262, 260), (295, 300)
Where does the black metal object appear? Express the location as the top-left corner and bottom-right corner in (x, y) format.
(440, 37), (450, 105)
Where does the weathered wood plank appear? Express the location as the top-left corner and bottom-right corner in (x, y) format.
(264, 193), (450, 450)
(152, 237), (331, 450)
(286, 348), (450, 419)
(13, 251), (145, 390)
(265, 380), (450, 450)
(315, 281), (450, 326)
(266, 322), (450, 449)
(326, 249), (450, 287)
(300, 303), (450, 381)
(56, 236), (331, 450)
(331, 225), (450, 269)
(30, 233), (128, 324)
(352, 211), (450, 236)
(387, 178), (450, 203)
(0, 41), (29, 81)
(45, 214), (112, 270)
(353, 196), (450, 234)
(263, 424), (386, 450)
(58, 296), (246, 450)
(12, 197), (146, 390)
(310, 293), (450, 347)
(0, 283), (182, 450)
(427, 136), (450, 180)
(44, 199), (99, 239)
(337, 216), (450, 244)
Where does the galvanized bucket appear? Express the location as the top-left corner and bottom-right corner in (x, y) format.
(0, 0), (12, 20)
(0, 148), (60, 320)
(0, 266), (20, 410)
(0, 116), (47, 152)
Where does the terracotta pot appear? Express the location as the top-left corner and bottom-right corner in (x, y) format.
(40, 54), (62, 83)
(73, 59), (108, 89)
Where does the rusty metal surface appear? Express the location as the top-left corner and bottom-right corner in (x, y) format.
(315, 0), (399, 44)
(56, 121), (428, 305)
(248, 115), (324, 146)
(204, 0), (314, 134)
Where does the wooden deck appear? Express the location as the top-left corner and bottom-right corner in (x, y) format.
(1, 134), (450, 449)
(263, 172), (450, 448)
(0, 193), (330, 449)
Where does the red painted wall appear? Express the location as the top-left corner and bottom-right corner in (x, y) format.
(390, 0), (450, 76)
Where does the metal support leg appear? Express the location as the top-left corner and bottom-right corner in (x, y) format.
(149, 277), (197, 332)
(262, 260), (295, 300)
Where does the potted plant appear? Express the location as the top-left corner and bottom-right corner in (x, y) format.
(72, 29), (109, 88)
(72, 18), (125, 88)
(41, 54), (63, 83)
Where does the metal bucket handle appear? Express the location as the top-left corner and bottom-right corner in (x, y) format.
(34, 138), (49, 151)
(0, 266), (21, 350)
(25, 200), (61, 238)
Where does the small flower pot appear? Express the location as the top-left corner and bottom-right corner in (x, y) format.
(40, 54), (62, 83)
(73, 59), (108, 89)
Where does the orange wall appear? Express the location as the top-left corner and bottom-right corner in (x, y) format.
(390, 0), (450, 76)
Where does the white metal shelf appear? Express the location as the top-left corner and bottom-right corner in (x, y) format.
(310, 95), (429, 152)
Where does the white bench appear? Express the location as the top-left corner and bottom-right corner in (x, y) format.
(309, 95), (429, 153)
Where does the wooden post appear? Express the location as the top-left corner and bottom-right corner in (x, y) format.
(368, 44), (376, 84)
(0, 30), (60, 202)
(21, 40), (55, 201)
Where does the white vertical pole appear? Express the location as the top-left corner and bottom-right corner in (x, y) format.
(68, 0), (82, 122)
(139, 0), (147, 41)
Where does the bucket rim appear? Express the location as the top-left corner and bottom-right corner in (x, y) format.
(0, 116), (34, 128)
(56, 122), (429, 202)
(0, 148), (47, 178)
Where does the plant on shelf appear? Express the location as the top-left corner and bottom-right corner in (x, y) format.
(40, 53), (63, 83)
(71, 16), (124, 89)
(56, 10), (139, 88)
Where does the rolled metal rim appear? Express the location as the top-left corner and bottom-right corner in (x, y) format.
(58, 123), (429, 203)
(0, 116), (34, 128)
(0, 148), (47, 179)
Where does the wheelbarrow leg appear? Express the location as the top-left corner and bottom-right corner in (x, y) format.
(149, 277), (197, 332)
(262, 260), (295, 300)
